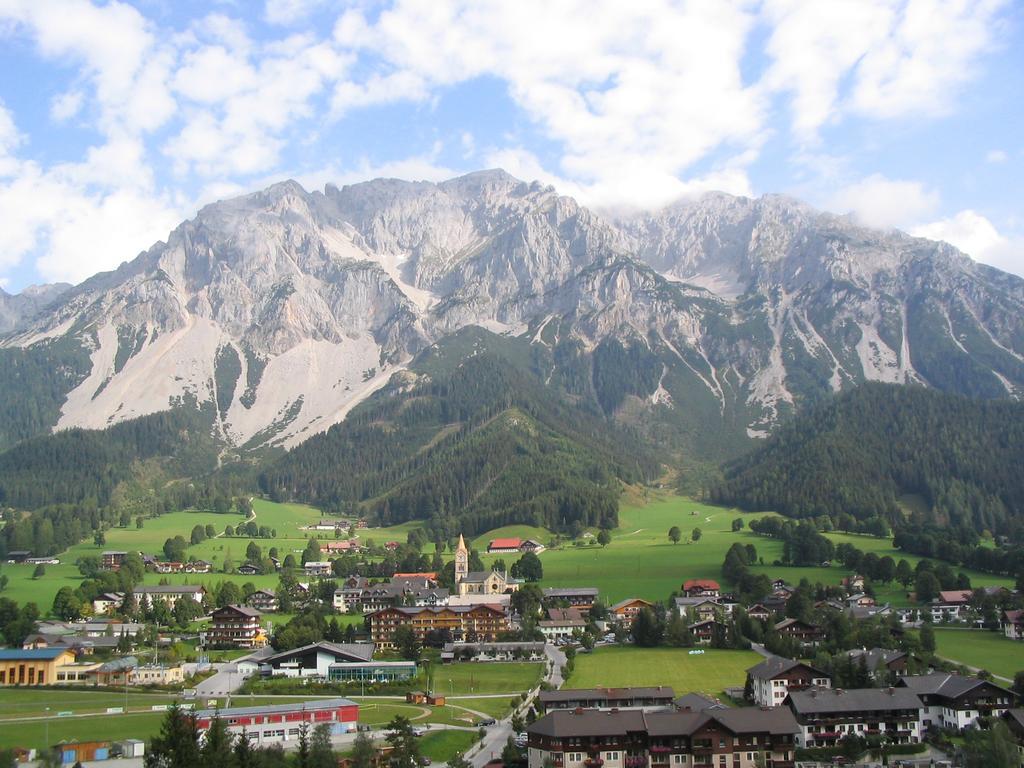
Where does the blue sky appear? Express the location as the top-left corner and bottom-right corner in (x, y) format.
(0, 0), (1021, 290)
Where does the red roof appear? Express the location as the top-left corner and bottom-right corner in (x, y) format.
(938, 590), (972, 604)
(488, 537), (523, 549)
(393, 572), (438, 580)
(683, 579), (720, 591)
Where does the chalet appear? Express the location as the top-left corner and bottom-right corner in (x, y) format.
(91, 592), (125, 616)
(774, 618), (825, 648)
(897, 673), (1016, 731)
(100, 551), (127, 571)
(538, 686), (676, 711)
(841, 575), (866, 591)
(237, 562), (261, 576)
(487, 537), (523, 554)
(931, 590), (973, 622)
(5, 551), (30, 563)
(759, 595), (789, 614)
(1003, 609), (1024, 640)
(785, 687), (923, 747)
(383, 541), (401, 551)
(681, 579), (720, 598)
(746, 603), (773, 622)
(154, 562), (184, 574)
(184, 560), (212, 574)
(610, 598), (654, 625)
(846, 603), (892, 621)
(304, 561), (333, 578)
(539, 607), (587, 642)
(368, 604), (510, 648)
(520, 539), (545, 553)
(840, 648), (911, 681)
(746, 657), (831, 708)
(526, 706), (800, 768)
(845, 593), (875, 607)
(675, 597), (725, 622)
(207, 605), (266, 649)
(247, 589), (279, 613)
(542, 587), (598, 614)
(688, 618), (726, 646)
(1001, 709), (1024, 765)
(263, 641), (374, 677)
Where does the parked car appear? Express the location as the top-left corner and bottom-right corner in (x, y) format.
(411, 727), (426, 737)
(478, 718), (497, 726)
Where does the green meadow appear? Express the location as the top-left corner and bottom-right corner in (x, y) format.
(929, 628), (1024, 682)
(568, 646), (760, 700)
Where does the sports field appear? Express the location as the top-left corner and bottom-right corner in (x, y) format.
(567, 646), (760, 699)
(930, 628), (1024, 682)
(434, 662), (544, 695)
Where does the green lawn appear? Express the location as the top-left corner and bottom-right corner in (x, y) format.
(418, 730), (479, 762)
(435, 663), (544, 695)
(567, 646), (760, 699)
(930, 628), (1024, 682)
(0, 710), (167, 751)
(447, 697), (515, 720)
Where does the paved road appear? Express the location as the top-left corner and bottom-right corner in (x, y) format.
(182, 661), (249, 699)
(545, 644), (567, 687)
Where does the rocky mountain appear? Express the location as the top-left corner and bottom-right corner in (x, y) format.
(0, 283), (71, 334)
(1, 170), (1022, 459)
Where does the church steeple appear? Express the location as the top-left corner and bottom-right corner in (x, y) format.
(455, 533), (468, 583)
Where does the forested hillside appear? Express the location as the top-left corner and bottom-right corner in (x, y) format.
(711, 383), (1024, 538)
(259, 349), (659, 538)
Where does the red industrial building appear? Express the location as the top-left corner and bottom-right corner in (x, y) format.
(194, 698), (358, 745)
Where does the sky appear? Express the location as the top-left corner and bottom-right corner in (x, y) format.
(0, 0), (1021, 291)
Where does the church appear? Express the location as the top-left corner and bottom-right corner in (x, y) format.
(454, 534), (523, 596)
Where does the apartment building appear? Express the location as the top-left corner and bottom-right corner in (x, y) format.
(785, 687), (923, 748)
(368, 604), (509, 648)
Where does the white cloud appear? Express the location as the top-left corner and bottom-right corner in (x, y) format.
(50, 91), (84, 122)
(986, 149), (1009, 164)
(830, 173), (939, 229)
(763, 0), (1008, 139)
(264, 0), (327, 25)
(912, 209), (1024, 276)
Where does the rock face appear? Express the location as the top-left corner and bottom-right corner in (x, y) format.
(3, 170), (1023, 450)
(0, 283), (71, 334)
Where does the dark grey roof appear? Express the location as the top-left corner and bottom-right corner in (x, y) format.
(214, 604), (262, 617)
(673, 692), (726, 711)
(746, 656), (825, 680)
(530, 708), (800, 739)
(540, 687), (676, 704)
(642, 711), (707, 737)
(543, 587), (599, 597)
(787, 687), (922, 714)
(844, 648), (906, 673)
(897, 673), (1010, 699)
(529, 709), (648, 738)
(265, 641), (373, 665)
(136, 584), (205, 593)
(1005, 709), (1024, 730)
(713, 707), (801, 735)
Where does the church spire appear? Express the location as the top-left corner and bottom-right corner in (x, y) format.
(455, 533), (468, 583)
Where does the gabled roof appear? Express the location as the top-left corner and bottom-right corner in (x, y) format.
(787, 687), (922, 714)
(746, 655), (825, 680)
(543, 587), (598, 597)
(213, 604), (262, 618)
(135, 584), (205, 594)
(539, 686), (676, 704)
(683, 579), (720, 591)
(844, 648), (906, 673)
(265, 641), (374, 665)
(897, 673), (1012, 700)
(674, 692), (727, 711)
(611, 598), (653, 612)
(488, 538), (522, 549)
(937, 590), (972, 604)
(774, 618), (820, 631)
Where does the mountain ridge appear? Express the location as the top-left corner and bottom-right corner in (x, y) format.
(1, 170), (1022, 458)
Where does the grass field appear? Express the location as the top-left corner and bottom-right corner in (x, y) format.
(448, 696), (516, 719)
(433, 663), (544, 695)
(567, 646), (759, 699)
(419, 730), (479, 762)
(930, 629), (1024, 682)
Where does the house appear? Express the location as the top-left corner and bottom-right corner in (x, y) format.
(1001, 709), (1024, 766)
(184, 560), (212, 574)
(688, 619), (726, 646)
(247, 589), (279, 613)
(368, 604), (510, 648)
(100, 551), (127, 571)
(681, 579), (720, 598)
(91, 592), (125, 616)
(487, 538), (523, 554)
(746, 657), (832, 708)
(520, 539), (545, 554)
(303, 561), (333, 577)
(610, 598), (654, 625)
(746, 603), (773, 622)
(845, 593), (875, 607)
(785, 687), (923, 747)
(931, 590), (973, 622)
(193, 698), (358, 745)
(1004, 609), (1024, 640)
(674, 692), (727, 712)
(840, 648), (911, 681)
(675, 597), (725, 622)
(526, 706), (800, 768)
(841, 575), (866, 591)
(237, 563), (261, 576)
(134, 585), (206, 609)
(5, 551), (31, 563)
(440, 641), (546, 663)
(153, 562), (184, 574)
(0, 647), (78, 685)
(846, 603), (892, 621)
(897, 673), (1016, 731)
(538, 686), (676, 712)
(542, 587), (599, 615)
(207, 605), (266, 649)
(263, 641), (375, 678)
(773, 618), (825, 648)
(539, 607), (587, 642)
